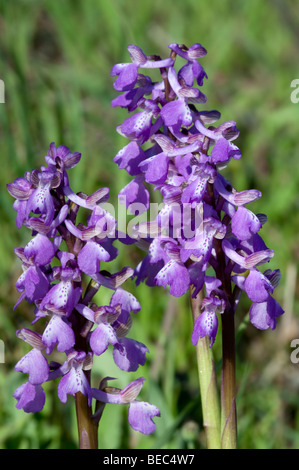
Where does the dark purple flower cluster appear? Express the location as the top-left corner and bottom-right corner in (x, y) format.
(111, 43), (284, 347)
(7, 143), (160, 435)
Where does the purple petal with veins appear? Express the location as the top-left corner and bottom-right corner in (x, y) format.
(42, 315), (75, 354)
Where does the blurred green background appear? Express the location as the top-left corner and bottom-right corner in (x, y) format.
(0, 0), (298, 449)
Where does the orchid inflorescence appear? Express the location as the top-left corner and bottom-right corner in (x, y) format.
(111, 42), (284, 347)
(7, 41), (284, 447)
(7, 143), (160, 435)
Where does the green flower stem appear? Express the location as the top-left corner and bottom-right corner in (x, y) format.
(220, 308), (237, 449)
(190, 288), (221, 449)
(214, 237), (237, 449)
(72, 281), (99, 449)
(72, 306), (99, 449)
(75, 389), (98, 449)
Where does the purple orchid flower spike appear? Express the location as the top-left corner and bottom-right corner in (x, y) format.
(8, 38), (284, 450)
(8, 141), (159, 448)
(111, 40), (283, 343)
(111, 41), (283, 449)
